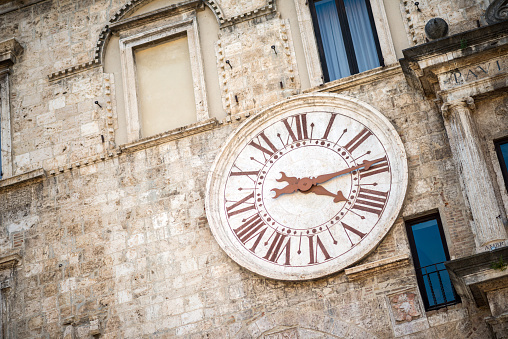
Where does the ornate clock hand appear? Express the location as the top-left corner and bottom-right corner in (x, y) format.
(304, 186), (348, 203)
(311, 157), (385, 186)
(270, 157), (385, 199)
(271, 184), (298, 198)
(271, 172), (302, 198)
(276, 172), (298, 185)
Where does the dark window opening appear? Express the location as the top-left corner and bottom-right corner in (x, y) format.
(405, 214), (460, 311)
(309, 0), (384, 82)
(495, 137), (508, 192)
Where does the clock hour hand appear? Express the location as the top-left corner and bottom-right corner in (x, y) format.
(304, 185), (348, 203)
(276, 172), (299, 185)
(271, 172), (299, 198)
(271, 184), (298, 198)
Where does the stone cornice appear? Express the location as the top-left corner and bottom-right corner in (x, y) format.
(0, 253), (21, 271)
(305, 63), (403, 94)
(445, 246), (508, 307)
(41, 119), (219, 178)
(345, 253), (411, 281)
(0, 168), (44, 192)
(0, 38), (23, 69)
(400, 20), (508, 99)
(108, 0), (201, 33)
(0, 0), (46, 15)
(220, 0), (275, 28)
(120, 118), (218, 154)
(402, 21), (508, 61)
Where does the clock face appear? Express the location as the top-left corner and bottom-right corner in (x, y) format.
(206, 94), (407, 280)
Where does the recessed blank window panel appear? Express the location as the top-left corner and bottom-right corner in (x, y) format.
(135, 35), (197, 138)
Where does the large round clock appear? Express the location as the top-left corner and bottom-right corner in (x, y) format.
(206, 93), (408, 280)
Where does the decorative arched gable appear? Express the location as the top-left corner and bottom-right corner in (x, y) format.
(48, 0), (275, 81)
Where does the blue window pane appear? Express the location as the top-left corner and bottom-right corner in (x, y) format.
(499, 141), (508, 166)
(343, 0), (380, 73)
(411, 219), (447, 267)
(410, 217), (457, 308)
(315, 0), (351, 80)
(421, 264), (455, 307)
(0, 111), (2, 179)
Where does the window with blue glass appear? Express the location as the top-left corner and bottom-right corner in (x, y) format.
(406, 214), (460, 311)
(309, 0), (384, 82)
(495, 137), (508, 192)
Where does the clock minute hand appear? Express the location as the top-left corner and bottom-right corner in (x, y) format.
(311, 157), (385, 186)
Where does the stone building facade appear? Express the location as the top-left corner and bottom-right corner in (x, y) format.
(0, 0), (507, 338)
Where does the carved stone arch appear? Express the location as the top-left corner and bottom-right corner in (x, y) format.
(237, 310), (378, 338)
(99, 0), (224, 61)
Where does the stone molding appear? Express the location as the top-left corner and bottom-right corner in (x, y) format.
(0, 38), (23, 68)
(486, 0), (508, 25)
(440, 97), (475, 120)
(0, 253), (21, 271)
(400, 20), (508, 100)
(345, 253), (411, 281)
(0, 168), (44, 192)
(108, 0), (202, 33)
(445, 246), (508, 308)
(45, 119), (219, 178)
(0, 0), (45, 15)
(1, 41), (22, 180)
(309, 63), (403, 94)
(120, 118), (218, 154)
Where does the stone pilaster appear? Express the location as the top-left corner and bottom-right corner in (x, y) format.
(441, 97), (507, 252)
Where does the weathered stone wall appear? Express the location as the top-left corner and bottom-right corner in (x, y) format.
(0, 0), (506, 338)
(401, 0), (489, 45)
(1, 70), (489, 337)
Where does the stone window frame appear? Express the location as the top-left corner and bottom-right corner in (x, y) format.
(0, 69), (12, 179)
(494, 136), (508, 193)
(119, 16), (209, 143)
(0, 38), (22, 180)
(404, 213), (461, 311)
(292, 0), (398, 87)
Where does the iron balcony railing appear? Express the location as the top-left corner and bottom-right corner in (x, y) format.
(416, 262), (460, 311)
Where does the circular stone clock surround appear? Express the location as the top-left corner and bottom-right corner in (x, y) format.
(206, 93), (408, 280)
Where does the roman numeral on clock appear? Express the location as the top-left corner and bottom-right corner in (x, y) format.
(226, 192), (256, 217)
(234, 214), (267, 252)
(230, 170), (260, 177)
(249, 131), (278, 159)
(307, 234), (331, 264)
(344, 128), (372, 153)
(341, 222), (366, 247)
(352, 188), (388, 216)
(264, 232), (291, 265)
(283, 114), (308, 142)
(322, 113), (337, 140)
(360, 156), (389, 178)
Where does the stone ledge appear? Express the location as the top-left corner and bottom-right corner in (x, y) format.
(306, 63), (403, 94)
(0, 0), (46, 15)
(345, 253), (411, 281)
(0, 38), (23, 68)
(0, 252), (21, 270)
(120, 118), (219, 153)
(0, 168), (45, 191)
(445, 246), (508, 308)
